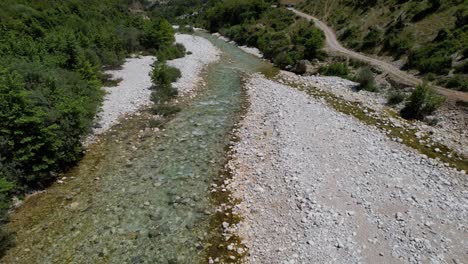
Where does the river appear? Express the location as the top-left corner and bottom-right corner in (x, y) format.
(2, 32), (271, 263)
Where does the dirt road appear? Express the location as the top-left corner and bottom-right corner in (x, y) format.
(290, 8), (468, 102)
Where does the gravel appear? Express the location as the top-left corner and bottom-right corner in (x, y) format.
(167, 34), (220, 95)
(239, 46), (263, 58)
(92, 56), (155, 136)
(88, 34), (220, 142)
(228, 75), (467, 263)
(212, 32), (264, 58)
(279, 71), (468, 158)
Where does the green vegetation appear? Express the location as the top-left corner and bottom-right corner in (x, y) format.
(299, 0), (468, 91)
(0, 0), (178, 254)
(438, 75), (468, 92)
(387, 90), (406, 105)
(354, 67), (378, 92)
(319, 62), (350, 78)
(205, 1), (324, 68)
(150, 63), (182, 105)
(401, 85), (445, 120)
(150, 0), (326, 69)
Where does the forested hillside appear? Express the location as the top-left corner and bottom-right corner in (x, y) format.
(298, 0), (468, 91)
(206, 0), (325, 68)
(0, 0), (175, 250)
(151, 0), (325, 69)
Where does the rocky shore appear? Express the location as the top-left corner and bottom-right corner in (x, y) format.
(88, 33), (220, 142)
(228, 75), (467, 263)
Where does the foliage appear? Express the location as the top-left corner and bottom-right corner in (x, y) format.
(298, 0), (468, 89)
(205, 1), (324, 69)
(439, 75), (468, 92)
(150, 63), (181, 104)
(361, 26), (383, 50)
(0, 1), (177, 254)
(205, 0), (269, 32)
(387, 90), (406, 105)
(157, 43), (187, 62)
(354, 67), (378, 92)
(319, 63), (350, 78)
(400, 85), (445, 120)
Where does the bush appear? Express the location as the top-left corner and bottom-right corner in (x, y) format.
(387, 90), (405, 105)
(361, 26), (383, 50)
(407, 41), (454, 74)
(157, 43), (186, 62)
(354, 67), (378, 92)
(400, 85), (445, 120)
(442, 75), (468, 92)
(150, 63), (181, 104)
(319, 62), (350, 78)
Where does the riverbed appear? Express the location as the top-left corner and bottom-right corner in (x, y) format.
(2, 32), (271, 263)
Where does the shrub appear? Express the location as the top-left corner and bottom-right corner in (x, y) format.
(151, 63), (181, 87)
(157, 43), (186, 62)
(361, 27), (383, 50)
(408, 43), (453, 74)
(354, 67), (378, 92)
(455, 61), (468, 74)
(387, 90), (405, 105)
(140, 17), (175, 52)
(150, 63), (180, 104)
(383, 33), (412, 57)
(442, 75), (468, 92)
(319, 62), (350, 78)
(400, 85), (445, 120)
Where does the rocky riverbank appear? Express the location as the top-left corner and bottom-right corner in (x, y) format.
(168, 34), (220, 96)
(87, 33), (220, 143)
(228, 75), (467, 263)
(279, 71), (468, 159)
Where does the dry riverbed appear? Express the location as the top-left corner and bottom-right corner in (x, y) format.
(227, 75), (467, 263)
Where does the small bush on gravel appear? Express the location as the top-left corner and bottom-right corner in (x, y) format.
(387, 90), (406, 105)
(157, 43), (186, 62)
(319, 62), (350, 78)
(354, 67), (378, 92)
(150, 63), (181, 104)
(400, 84), (445, 120)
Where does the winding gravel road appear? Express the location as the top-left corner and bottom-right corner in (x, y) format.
(289, 8), (468, 102)
(228, 75), (467, 263)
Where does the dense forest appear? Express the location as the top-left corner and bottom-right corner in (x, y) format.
(298, 0), (468, 91)
(0, 0), (177, 251)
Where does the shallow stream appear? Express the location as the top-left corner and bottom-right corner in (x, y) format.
(2, 32), (270, 263)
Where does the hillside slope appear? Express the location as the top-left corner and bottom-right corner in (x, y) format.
(298, 0), (468, 91)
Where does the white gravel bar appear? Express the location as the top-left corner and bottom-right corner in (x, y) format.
(167, 34), (220, 95)
(228, 75), (467, 263)
(93, 56), (155, 136)
(89, 34), (219, 141)
(239, 46), (263, 58)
